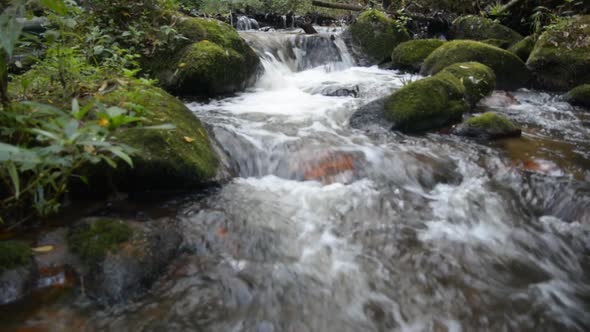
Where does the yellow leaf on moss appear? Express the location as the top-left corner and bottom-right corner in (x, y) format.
(32, 245), (54, 253)
(184, 136), (195, 143)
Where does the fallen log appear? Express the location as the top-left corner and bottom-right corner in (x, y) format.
(311, 1), (364, 11)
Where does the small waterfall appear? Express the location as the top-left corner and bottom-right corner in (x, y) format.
(241, 31), (354, 76)
(236, 16), (259, 31)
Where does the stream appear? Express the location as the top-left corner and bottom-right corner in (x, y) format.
(4, 30), (590, 331)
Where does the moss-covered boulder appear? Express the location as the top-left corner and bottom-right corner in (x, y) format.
(421, 40), (530, 90)
(440, 62), (496, 106)
(95, 83), (220, 192)
(526, 16), (590, 91)
(391, 39), (446, 72)
(149, 14), (260, 96)
(453, 112), (521, 139)
(384, 72), (469, 132)
(450, 15), (523, 45)
(68, 217), (181, 304)
(508, 36), (536, 62)
(567, 84), (590, 108)
(346, 9), (410, 65)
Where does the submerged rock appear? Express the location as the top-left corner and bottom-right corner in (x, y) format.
(92, 82), (221, 192)
(345, 9), (410, 65)
(453, 112), (521, 139)
(440, 62), (496, 106)
(450, 15), (523, 46)
(148, 14), (260, 96)
(421, 40), (530, 90)
(68, 217), (181, 304)
(0, 241), (35, 305)
(391, 39), (446, 73)
(384, 72), (469, 132)
(508, 36), (535, 62)
(527, 15), (590, 91)
(567, 84), (590, 108)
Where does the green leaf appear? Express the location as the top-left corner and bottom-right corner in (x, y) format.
(0, 143), (41, 163)
(31, 128), (61, 141)
(142, 123), (176, 130)
(107, 147), (133, 168)
(40, 0), (68, 15)
(6, 162), (20, 199)
(71, 98), (79, 114)
(106, 106), (126, 118)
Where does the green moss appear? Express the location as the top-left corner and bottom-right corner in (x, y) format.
(173, 40), (250, 95)
(480, 39), (512, 49)
(391, 39), (446, 72)
(567, 84), (590, 108)
(98, 82), (219, 190)
(421, 40), (529, 90)
(68, 219), (132, 263)
(450, 15), (523, 45)
(463, 112), (518, 130)
(348, 9), (410, 65)
(0, 241), (32, 271)
(527, 16), (590, 91)
(508, 36), (535, 62)
(149, 14), (259, 96)
(384, 71), (469, 132)
(440, 62), (496, 106)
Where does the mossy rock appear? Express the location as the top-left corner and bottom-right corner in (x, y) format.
(391, 39), (446, 72)
(347, 9), (410, 65)
(96, 82), (219, 191)
(149, 14), (259, 96)
(68, 219), (132, 263)
(384, 72), (469, 132)
(421, 40), (530, 90)
(440, 62), (496, 106)
(450, 15), (523, 45)
(0, 241), (32, 271)
(508, 36), (535, 62)
(454, 112), (521, 139)
(480, 39), (512, 49)
(567, 84), (590, 108)
(527, 16), (590, 91)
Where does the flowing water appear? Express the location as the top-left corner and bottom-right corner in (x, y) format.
(6, 31), (590, 331)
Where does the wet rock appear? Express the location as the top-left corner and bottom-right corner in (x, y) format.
(349, 97), (392, 130)
(508, 36), (535, 62)
(345, 9), (410, 66)
(567, 84), (590, 108)
(314, 84), (359, 97)
(148, 13), (260, 96)
(527, 15), (590, 91)
(68, 217), (181, 304)
(450, 15), (523, 46)
(0, 241), (35, 305)
(453, 112), (521, 140)
(440, 62), (496, 106)
(384, 72), (469, 133)
(421, 40), (530, 90)
(391, 39), (446, 73)
(81, 82), (221, 193)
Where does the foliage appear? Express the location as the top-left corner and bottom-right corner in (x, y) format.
(0, 240), (31, 271)
(0, 0), (168, 225)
